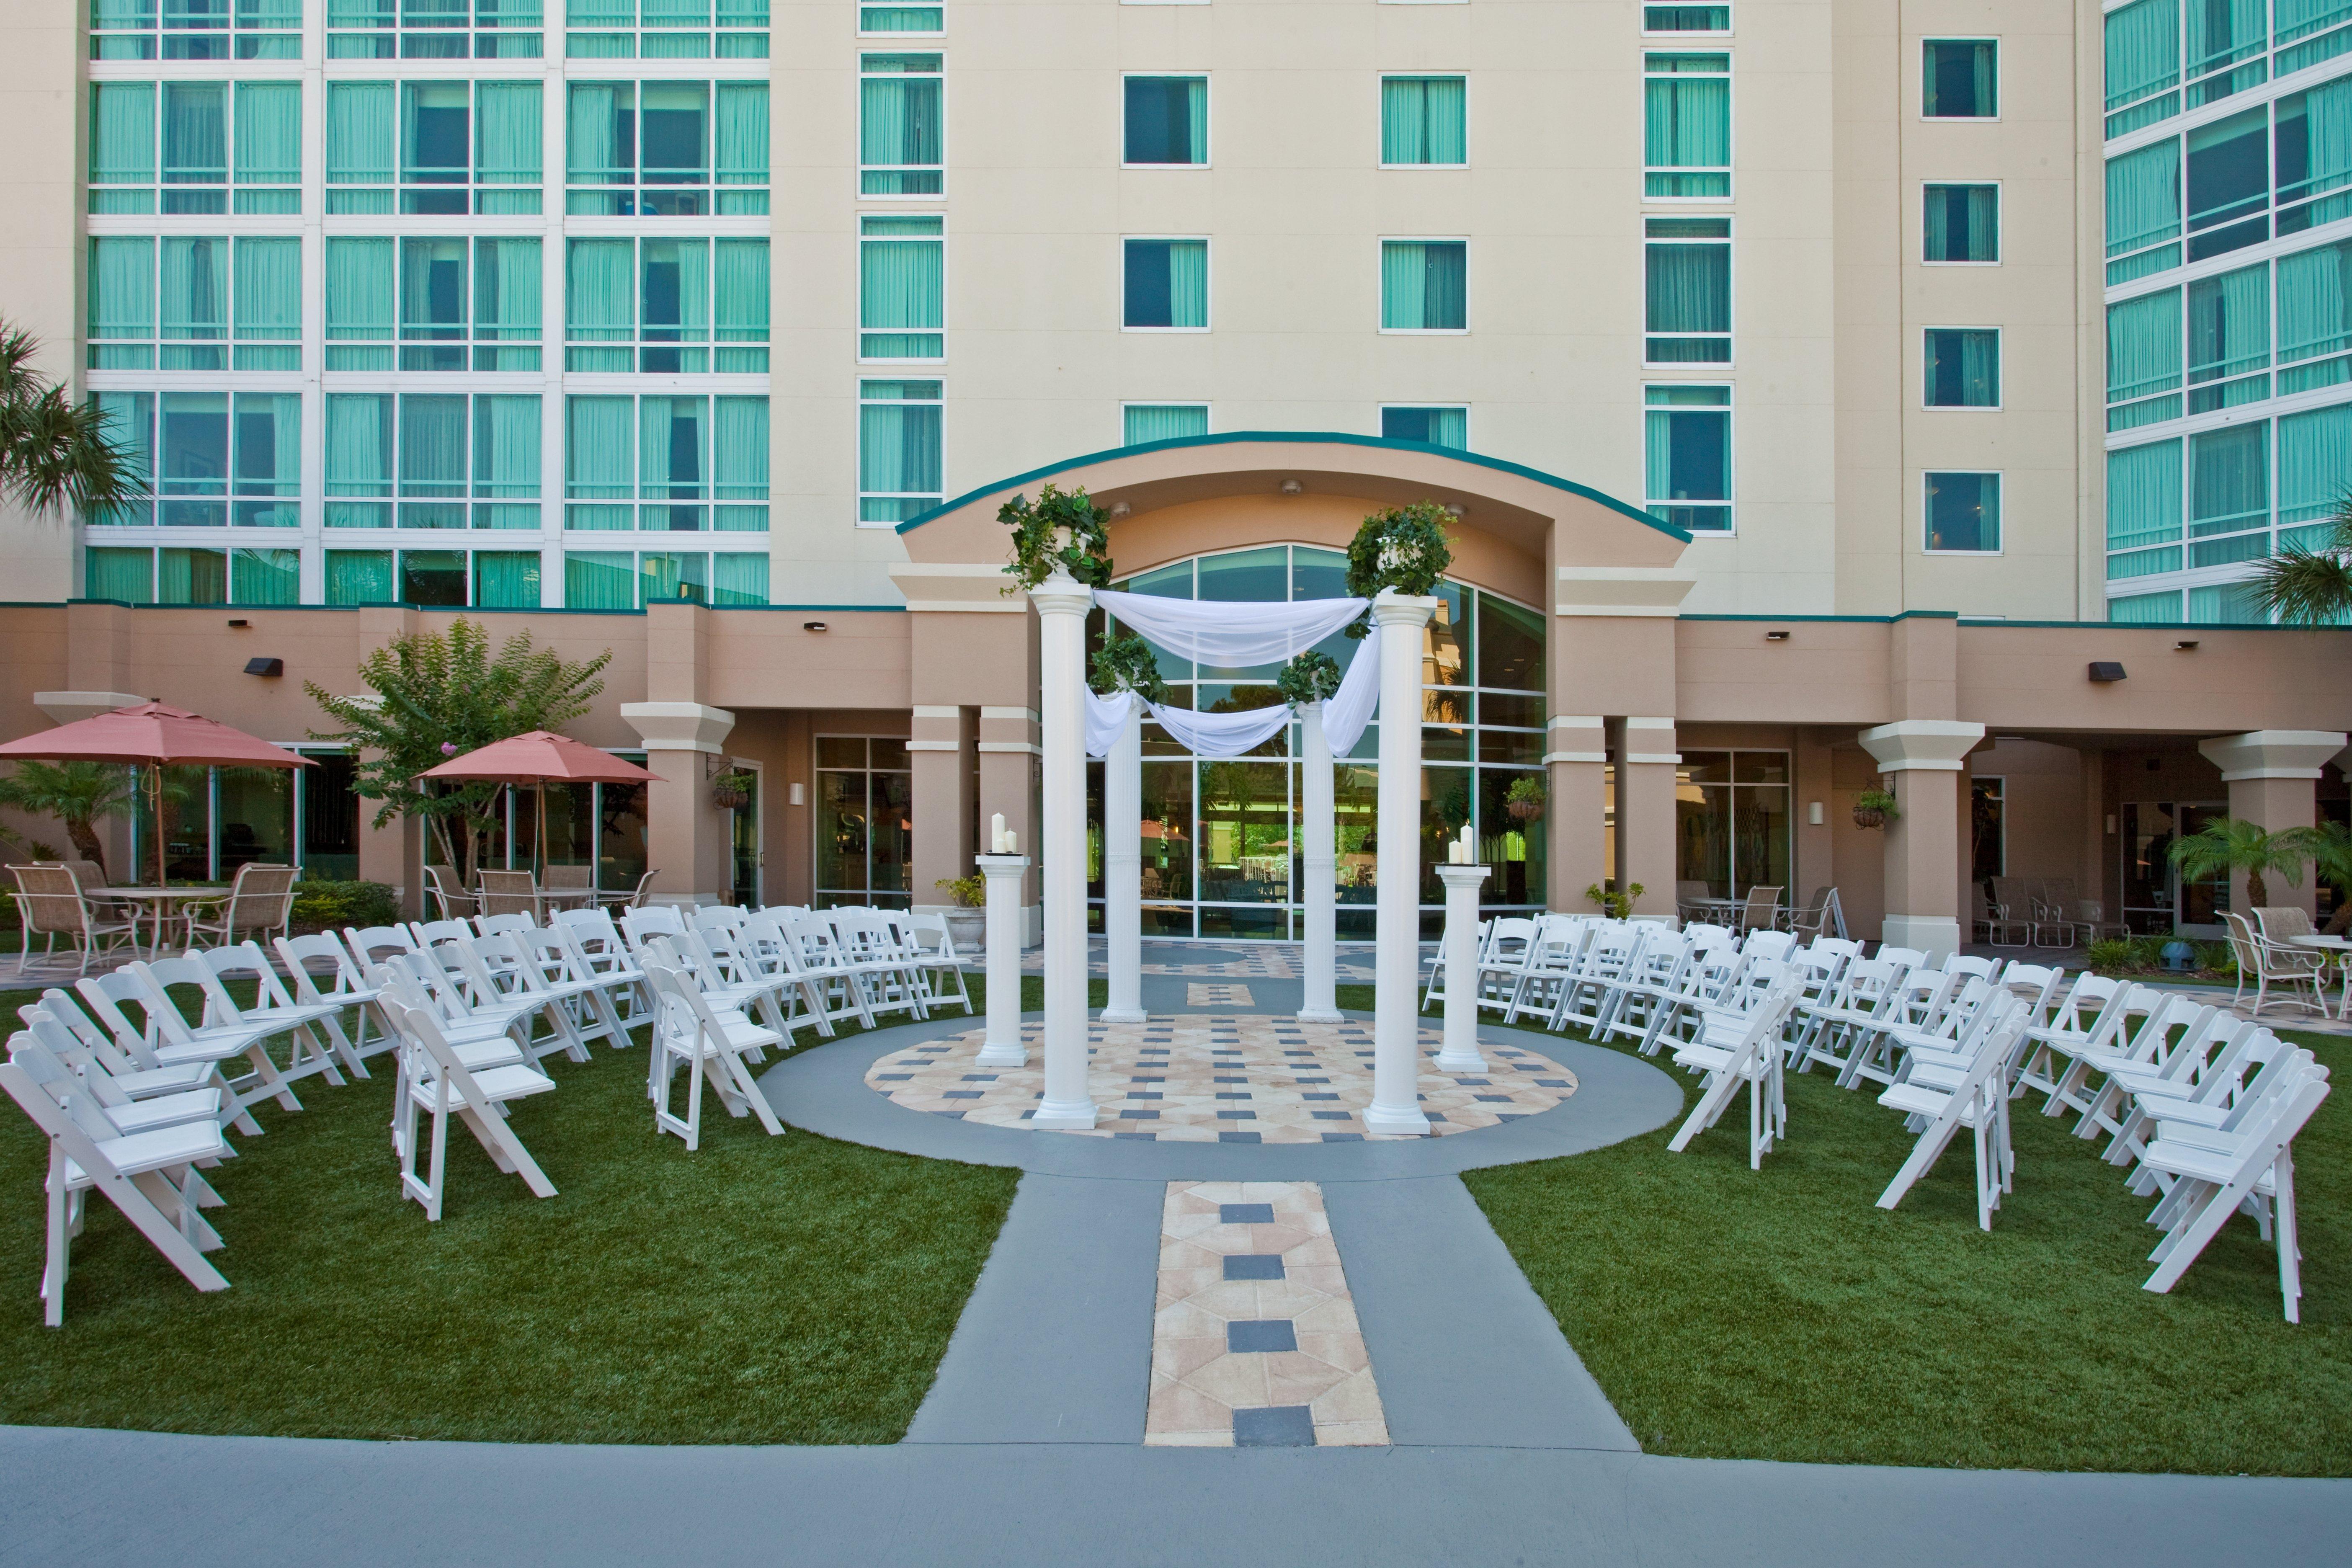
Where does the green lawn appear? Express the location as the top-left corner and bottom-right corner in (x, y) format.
(1422, 983), (2352, 1476)
(0, 977), (1028, 1444)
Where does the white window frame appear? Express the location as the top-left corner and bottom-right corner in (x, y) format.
(1377, 73), (1470, 170)
(857, 213), (948, 364)
(1377, 236), (1470, 334)
(1121, 235), (1212, 333)
(1641, 215), (1734, 368)
(1640, 1), (1733, 37)
(1641, 51), (1733, 204)
(1120, 402), (1212, 444)
(1919, 179), (2004, 266)
(856, 377), (944, 529)
(1921, 469), (2005, 554)
(857, 2), (947, 37)
(1641, 382), (1735, 537)
(858, 51), (946, 203)
(1921, 325), (2005, 410)
(1377, 403), (1471, 446)
(1920, 36), (2002, 123)
(1119, 73), (1211, 170)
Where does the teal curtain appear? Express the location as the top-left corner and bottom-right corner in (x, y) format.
(1124, 405), (1210, 445)
(640, 395), (709, 500)
(2187, 581), (2267, 623)
(233, 81), (299, 186)
(642, 238), (710, 343)
(716, 82), (769, 183)
(1644, 73), (1729, 173)
(639, 552), (709, 605)
(567, 237), (635, 340)
(715, 237), (769, 340)
(233, 392), (301, 504)
(1381, 77), (1465, 165)
(565, 552), (637, 609)
(326, 551), (396, 606)
(712, 397), (768, 498)
(472, 552), (542, 609)
(712, 552), (768, 605)
(325, 237), (395, 342)
(1382, 406), (1467, 449)
(861, 68), (941, 190)
(230, 548), (301, 606)
(232, 237), (300, 342)
(566, 395), (635, 529)
(475, 81), (541, 186)
(2107, 590), (2183, 623)
(1923, 184), (1999, 262)
(400, 395), (469, 512)
(2186, 0), (2263, 76)
(474, 237), (542, 340)
(2187, 263), (2270, 382)
(474, 394), (542, 505)
(2107, 288), (2182, 401)
(859, 390), (941, 500)
(2190, 423), (2269, 534)
(2300, 77), (2352, 205)
(159, 548), (228, 606)
(162, 82), (226, 185)
(2280, 240), (2352, 363)
(91, 83), (157, 187)
(89, 238), (156, 343)
(160, 237), (226, 340)
(567, 82), (628, 186)
(2105, 141), (2181, 257)
(327, 81), (394, 195)
(401, 237), (468, 343)
(2280, 0), (2350, 40)
(2279, 404), (2352, 524)
(93, 393), (155, 492)
(1381, 241), (1464, 330)
(2104, 0), (2179, 109)
(860, 237), (940, 333)
(1645, 410), (1674, 501)
(1645, 242), (1729, 332)
(325, 395), (393, 499)
(87, 548), (157, 605)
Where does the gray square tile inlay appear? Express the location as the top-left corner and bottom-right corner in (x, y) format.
(1219, 1202), (1276, 1224)
(1232, 1405), (1317, 1447)
(1227, 1320), (1299, 1354)
(1222, 1253), (1286, 1282)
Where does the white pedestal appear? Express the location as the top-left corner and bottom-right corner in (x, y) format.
(1297, 699), (1343, 1024)
(1101, 701), (1147, 1024)
(975, 854), (1030, 1067)
(1030, 571), (1099, 1131)
(1367, 590), (1436, 1137)
(1434, 864), (1491, 1074)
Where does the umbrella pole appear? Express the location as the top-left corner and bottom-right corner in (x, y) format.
(537, 779), (548, 880)
(152, 765), (166, 888)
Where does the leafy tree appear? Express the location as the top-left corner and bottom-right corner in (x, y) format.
(0, 760), (141, 876)
(2168, 815), (2306, 911)
(305, 619), (611, 885)
(2249, 488), (2352, 625)
(0, 321), (145, 519)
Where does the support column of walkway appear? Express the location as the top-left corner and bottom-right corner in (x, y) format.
(1859, 719), (1984, 957)
(622, 605), (736, 908)
(907, 703), (973, 917)
(2197, 730), (2349, 918)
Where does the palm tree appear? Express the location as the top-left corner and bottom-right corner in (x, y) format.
(0, 320), (144, 519)
(2285, 819), (2352, 935)
(0, 761), (144, 877)
(2168, 815), (2307, 911)
(2249, 487), (2352, 625)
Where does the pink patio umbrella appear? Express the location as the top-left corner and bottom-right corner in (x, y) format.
(420, 730), (663, 877)
(0, 702), (314, 887)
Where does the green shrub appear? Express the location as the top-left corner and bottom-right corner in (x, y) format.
(290, 878), (400, 931)
(2195, 939), (2239, 976)
(2084, 937), (2138, 971)
(2128, 934), (2172, 969)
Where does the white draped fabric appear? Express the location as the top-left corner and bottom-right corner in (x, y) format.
(1093, 590), (1367, 668)
(1083, 624), (1384, 759)
(1318, 624), (1381, 756)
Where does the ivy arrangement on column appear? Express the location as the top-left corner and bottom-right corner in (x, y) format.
(1274, 648), (1342, 707)
(1342, 500), (1455, 634)
(1088, 630), (1169, 701)
(999, 482), (1113, 591)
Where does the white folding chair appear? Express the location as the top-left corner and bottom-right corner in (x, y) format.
(1873, 1001), (2030, 1230)
(275, 931), (393, 1075)
(1664, 973), (1804, 1169)
(380, 994), (558, 1221)
(643, 961), (786, 1150)
(2137, 1059), (2330, 1320)
(905, 912), (976, 1016)
(10, 1021), (229, 1139)
(80, 961), (307, 1127)
(550, 906), (652, 1027)
(23, 989), (232, 1111)
(188, 941), (354, 1088)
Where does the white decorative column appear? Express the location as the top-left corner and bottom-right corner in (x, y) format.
(1101, 700), (1147, 1024)
(1434, 863), (1491, 1074)
(1029, 570), (1099, 1130)
(1367, 589), (1436, 1137)
(975, 852), (1031, 1067)
(1298, 699), (1342, 1023)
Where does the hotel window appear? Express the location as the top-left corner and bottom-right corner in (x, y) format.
(861, 54), (942, 196)
(89, 80), (300, 214)
(562, 549), (768, 607)
(1924, 472), (2001, 552)
(327, 0), (549, 59)
(1674, 750), (1791, 902)
(563, 236), (769, 371)
(860, 2), (941, 34)
(1124, 404), (1208, 444)
(2108, 588), (2184, 623)
(2106, 405), (2352, 584)
(1124, 76), (1207, 165)
(1643, 54), (1729, 198)
(320, 236), (540, 370)
(563, 394), (769, 531)
(1923, 183), (1999, 262)
(2106, 438), (2184, 580)
(87, 236), (300, 370)
(1644, 385), (1731, 532)
(861, 215), (943, 360)
(322, 80), (543, 215)
(2187, 262), (2273, 412)
(1380, 405), (1467, 448)
(559, 1), (769, 60)
(89, 392), (299, 529)
(1124, 238), (1210, 329)
(85, 546), (288, 606)
(2190, 421), (2269, 567)
(1923, 39), (1997, 118)
(2106, 286), (2183, 429)
(1380, 240), (1466, 330)
(2104, 0), (2352, 139)
(92, 0), (302, 60)
(1644, 217), (1729, 363)
(1380, 76), (1465, 166)
(1924, 328), (2000, 407)
(814, 737), (914, 910)
(324, 549), (544, 608)
(1644, 3), (1728, 34)
(566, 80), (768, 215)
(325, 392), (543, 530)
(858, 379), (942, 524)
(2280, 237), (2352, 393)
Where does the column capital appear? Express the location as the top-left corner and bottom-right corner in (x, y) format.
(1371, 588), (1438, 627)
(619, 701), (737, 753)
(1436, 864), (1492, 888)
(2197, 729), (2350, 781)
(32, 691), (150, 726)
(1858, 719), (1985, 773)
(1027, 570), (1093, 619)
(975, 854), (1031, 876)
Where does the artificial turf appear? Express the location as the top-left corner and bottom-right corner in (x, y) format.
(1416, 985), (2352, 1476)
(0, 977), (1032, 1444)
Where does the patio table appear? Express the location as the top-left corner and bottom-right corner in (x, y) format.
(101, 885), (230, 957)
(2289, 934), (2352, 1019)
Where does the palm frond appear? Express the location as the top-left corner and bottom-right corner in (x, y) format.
(0, 318), (147, 521)
(2248, 543), (2352, 627)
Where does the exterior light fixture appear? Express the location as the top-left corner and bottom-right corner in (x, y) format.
(803, 621), (828, 632)
(1279, 480), (1303, 495)
(789, 782), (805, 806)
(226, 618), (250, 628)
(1807, 801), (1823, 825)
(1108, 500), (1132, 518)
(2088, 661), (2128, 683)
(1764, 630), (1790, 641)
(2174, 639), (2200, 650)
(242, 657), (284, 678)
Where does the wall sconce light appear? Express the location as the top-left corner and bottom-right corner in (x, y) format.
(803, 621), (828, 632)
(242, 657), (283, 678)
(226, 618), (250, 629)
(1764, 630), (1790, 642)
(789, 781), (805, 806)
(1109, 500), (1132, 518)
(2174, 639), (2200, 651)
(2106, 814), (2118, 834)
(1807, 800), (1823, 825)
(2088, 661), (2128, 683)
(1444, 503), (1465, 518)
(1279, 479), (1303, 496)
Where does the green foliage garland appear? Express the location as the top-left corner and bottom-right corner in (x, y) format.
(1342, 501), (1455, 636)
(1274, 649), (1343, 707)
(1089, 631), (1170, 702)
(1000, 483), (1113, 591)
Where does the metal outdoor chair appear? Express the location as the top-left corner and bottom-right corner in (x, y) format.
(477, 869), (541, 919)
(421, 865), (477, 921)
(7, 863), (141, 977)
(598, 869), (660, 911)
(1735, 885), (1784, 934)
(183, 863), (298, 949)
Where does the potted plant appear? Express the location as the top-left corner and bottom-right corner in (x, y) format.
(935, 873), (988, 952)
(710, 769), (755, 810)
(1342, 501), (1455, 632)
(1274, 648), (1343, 708)
(1852, 786), (1899, 829)
(1506, 775), (1547, 822)
(1091, 631), (1171, 703)
(1000, 483), (1113, 593)
(1585, 881), (1645, 920)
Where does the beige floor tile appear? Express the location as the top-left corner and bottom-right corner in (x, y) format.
(1310, 1369), (1387, 1425)
(1178, 1352), (1274, 1409)
(1313, 1419), (1391, 1447)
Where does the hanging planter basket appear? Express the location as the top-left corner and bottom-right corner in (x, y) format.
(1508, 797), (1545, 823)
(1852, 805), (1885, 830)
(711, 773), (753, 811)
(1852, 789), (1898, 830)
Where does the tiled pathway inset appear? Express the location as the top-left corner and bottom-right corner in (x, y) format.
(861, 1015), (1579, 1142)
(1146, 1181), (1387, 1447)
(1186, 983), (1255, 1006)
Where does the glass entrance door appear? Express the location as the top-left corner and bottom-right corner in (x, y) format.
(2120, 799), (2228, 935)
(730, 762), (761, 907)
(2175, 802), (2228, 934)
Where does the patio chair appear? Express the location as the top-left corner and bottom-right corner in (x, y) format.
(1785, 887), (1840, 940)
(420, 865), (476, 922)
(183, 864), (297, 950)
(2224, 912), (2325, 1017)
(905, 913), (975, 1016)
(598, 869), (660, 911)
(1733, 885), (1783, 934)
(477, 869), (540, 919)
(1674, 880), (1715, 922)
(8, 864), (141, 978)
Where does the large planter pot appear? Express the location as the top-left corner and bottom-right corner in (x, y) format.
(944, 908), (987, 954)
(1852, 805), (1886, 830)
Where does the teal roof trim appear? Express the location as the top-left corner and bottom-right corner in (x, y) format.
(892, 430), (1686, 542)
